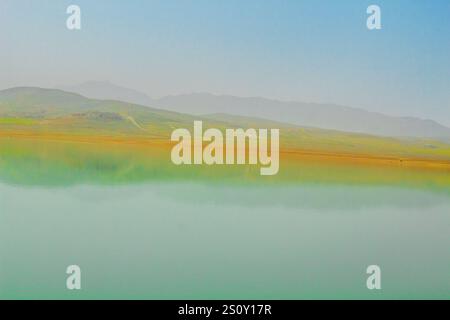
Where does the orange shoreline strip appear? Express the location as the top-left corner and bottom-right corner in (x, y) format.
(1, 130), (450, 170)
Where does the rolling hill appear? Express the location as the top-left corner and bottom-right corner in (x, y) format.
(1, 87), (450, 163)
(0, 87), (197, 137)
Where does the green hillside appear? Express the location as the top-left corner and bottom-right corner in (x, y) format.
(0, 87), (199, 137)
(1, 87), (450, 161)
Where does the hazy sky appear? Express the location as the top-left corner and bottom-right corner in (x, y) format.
(1, 0), (449, 125)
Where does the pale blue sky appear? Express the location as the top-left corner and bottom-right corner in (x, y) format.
(1, 0), (449, 124)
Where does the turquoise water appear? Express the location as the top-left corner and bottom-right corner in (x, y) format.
(0, 182), (449, 299)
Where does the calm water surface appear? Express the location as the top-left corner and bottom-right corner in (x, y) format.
(0, 183), (449, 299)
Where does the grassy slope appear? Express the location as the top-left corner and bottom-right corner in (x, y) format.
(1, 88), (450, 160)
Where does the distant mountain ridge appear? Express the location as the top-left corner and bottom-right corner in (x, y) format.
(57, 81), (154, 107)
(154, 93), (450, 140)
(56, 82), (450, 140)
